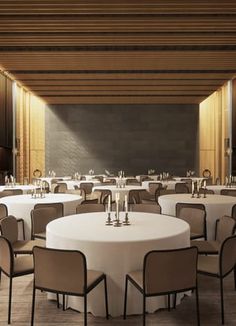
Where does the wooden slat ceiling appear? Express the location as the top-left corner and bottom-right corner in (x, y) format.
(0, 0), (236, 105)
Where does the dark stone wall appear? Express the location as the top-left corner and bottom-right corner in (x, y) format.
(45, 104), (199, 176)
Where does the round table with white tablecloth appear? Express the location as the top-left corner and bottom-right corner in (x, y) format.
(0, 184), (38, 194)
(92, 185), (146, 203)
(47, 212), (190, 317)
(0, 193), (82, 239)
(158, 193), (236, 240)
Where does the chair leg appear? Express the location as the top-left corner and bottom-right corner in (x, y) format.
(220, 277), (225, 324)
(104, 276), (109, 319)
(21, 220), (25, 240)
(56, 293), (60, 309)
(8, 277), (13, 324)
(123, 276), (128, 319)
(167, 294), (170, 311)
(84, 294), (87, 326)
(142, 294), (146, 326)
(234, 267), (236, 291)
(31, 286), (36, 326)
(63, 294), (66, 310)
(173, 293), (177, 309)
(195, 286), (200, 326)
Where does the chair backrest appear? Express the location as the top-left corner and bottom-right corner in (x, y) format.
(76, 204), (105, 214)
(72, 187), (86, 199)
(34, 203), (64, 217)
(144, 247), (198, 295)
(33, 246), (87, 295)
(176, 203), (206, 235)
(93, 189), (112, 204)
(148, 182), (162, 196)
(231, 204), (236, 219)
(215, 215), (236, 243)
(220, 235), (236, 277)
(131, 204), (161, 214)
(0, 236), (13, 276)
(31, 207), (60, 236)
(128, 189), (143, 204)
(103, 178), (116, 185)
(126, 178), (140, 186)
(199, 188), (215, 194)
(0, 216), (18, 244)
(0, 203), (8, 219)
(175, 183), (189, 194)
(220, 189), (236, 197)
(79, 182), (93, 195)
(54, 183), (67, 193)
(140, 175), (153, 182)
(0, 189), (23, 197)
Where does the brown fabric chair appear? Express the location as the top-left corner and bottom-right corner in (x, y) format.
(175, 182), (190, 194)
(34, 202), (64, 218)
(31, 246), (109, 326)
(176, 203), (207, 240)
(80, 199), (99, 204)
(123, 247), (199, 326)
(0, 216), (45, 255)
(130, 203), (161, 214)
(79, 182), (94, 200)
(191, 215), (236, 254)
(148, 182), (163, 198)
(93, 189), (112, 205)
(220, 189), (236, 196)
(197, 235), (236, 324)
(72, 186), (86, 199)
(126, 178), (140, 186)
(199, 187), (215, 195)
(0, 236), (34, 324)
(0, 203), (26, 240)
(231, 204), (236, 219)
(102, 178), (116, 185)
(128, 189), (147, 205)
(31, 207), (62, 240)
(0, 189), (23, 197)
(76, 203), (105, 214)
(54, 183), (67, 193)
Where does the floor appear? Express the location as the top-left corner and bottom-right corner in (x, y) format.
(0, 272), (236, 325)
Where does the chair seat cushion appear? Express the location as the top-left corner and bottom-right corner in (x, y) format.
(191, 240), (220, 254)
(197, 255), (219, 275)
(13, 255), (34, 275)
(13, 239), (45, 254)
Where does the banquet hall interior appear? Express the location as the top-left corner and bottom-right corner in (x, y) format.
(0, 1), (236, 325)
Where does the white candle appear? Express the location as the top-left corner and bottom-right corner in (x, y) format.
(203, 180), (206, 189)
(108, 195), (111, 213)
(125, 195), (128, 212)
(192, 181), (194, 194)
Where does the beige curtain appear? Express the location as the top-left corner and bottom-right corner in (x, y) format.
(15, 85), (45, 183)
(199, 82), (230, 183)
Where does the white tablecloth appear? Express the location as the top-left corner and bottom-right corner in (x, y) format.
(92, 185), (146, 202)
(0, 194), (82, 239)
(206, 185), (236, 195)
(142, 180), (185, 191)
(0, 184), (38, 194)
(158, 194), (236, 240)
(47, 212), (190, 316)
(57, 180), (101, 190)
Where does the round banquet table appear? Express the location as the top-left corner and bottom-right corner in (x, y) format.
(0, 184), (38, 194)
(158, 194), (236, 240)
(0, 193), (82, 239)
(206, 185), (236, 195)
(47, 212), (190, 317)
(92, 185), (146, 203)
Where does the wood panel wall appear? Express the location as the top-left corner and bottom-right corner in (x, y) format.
(15, 85), (45, 183)
(199, 82), (230, 183)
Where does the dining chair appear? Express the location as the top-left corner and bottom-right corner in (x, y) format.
(130, 203), (161, 214)
(0, 203), (26, 240)
(31, 246), (109, 326)
(231, 204), (236, 219)
(0, 189), (23, 197)
(93, 189), (112, 204)
(34, 202), (64, 218)
(72, 186), (86, 199)
(31, 206), (62, 240)
(140, 175), (153, 182)
(102, 178), (116, 185)
(199, 187), (215, 194)
(191, 215), (236, 254)
(79, 183), (94, 200)
(0, 236), (34, 324)
(54, 183), (67, 193)
(197, 235), (236, 324)
(220, 189), (236, 196)
(175, 182), (190, 194)
(76, 203), (105, 214)
(0, 216), (45, 255)
(176, 202), (207, 240)
(126, 178), (141, 186)
(123, 247), (199, 326)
